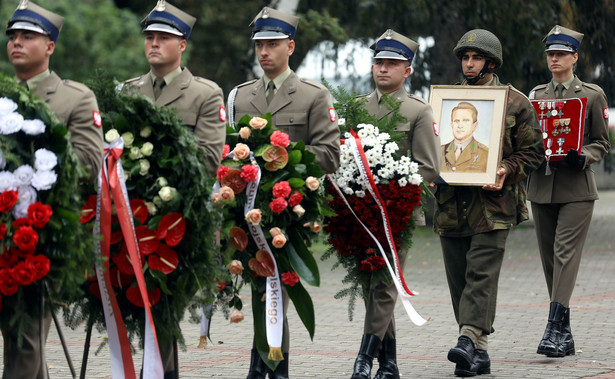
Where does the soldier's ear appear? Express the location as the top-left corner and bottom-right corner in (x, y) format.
(45, 40), (55, 57)
(179, 39), (187, 53)
(287, 39), (295, 56)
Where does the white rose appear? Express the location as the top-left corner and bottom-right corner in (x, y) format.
(31, 170), (57, 190)
(0, 97), (18, 116)
(140, 142), (154, 157)
(21, 119), (46, 135)
(153, 196), (163, 207)
(129, 146), (142, 160)
(0, 112), (24, 134)
(13, 185), (36, 218)
(140, 126), (152, 138)
(122, 132), (134, 147)
(12, 201), (29, 219)
(156, 177), (168, 187)
(34, 148), (58, 171)
(0, 171), (17, 192)
(105, 129), (121, 143)
(139, 159), (150, 176)
(145, 201), (157, 215)
(159, 186), (178, 202)
(13, 165), (34, 186)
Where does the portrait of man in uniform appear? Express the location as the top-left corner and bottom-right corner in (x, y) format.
(441, 101), (489, 172)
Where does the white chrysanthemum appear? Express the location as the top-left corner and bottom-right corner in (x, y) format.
(21, 119), (46, 135)
(410, 173), (423, 186)
(398, 177), (408, 187)
(13, 165), (34, 186)
(0, 171), (17, 192)
(355, 190), (366, 198)
(409, 161), (419, 174)
(338, 118), (346, 126)
(343, 186), (354, 195)
(344, 132), (352, 139)
(384, 142), (398, 153)
(34, 148), (58, 171)
(31, 170), (57, 190)
(357, 128), (368, 138)
(0, 98), (18, 116)
(0, 112), (24, 134)
(336, 177), (348, 188)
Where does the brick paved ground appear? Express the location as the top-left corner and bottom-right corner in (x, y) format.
(2, 191), (615, 378)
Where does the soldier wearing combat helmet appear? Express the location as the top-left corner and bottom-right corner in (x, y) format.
(435, 28), (544, 377)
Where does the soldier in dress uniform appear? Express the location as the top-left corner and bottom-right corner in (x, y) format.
(3, 1), (103, 378)
(527, 25), (610, 358)
(350, 29), (440, 379)
(124, 0), (226, 175)
(228, 7), (340, 379)
(434, 29), (544, 377)
(441, 102), (489, 172)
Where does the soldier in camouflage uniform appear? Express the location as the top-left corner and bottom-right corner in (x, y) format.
(434, 29), (544, 377)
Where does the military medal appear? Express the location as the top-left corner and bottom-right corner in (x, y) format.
(545, 138), (552, 156)
(556, 138), (565, 155)
(556, 101), (565, 117)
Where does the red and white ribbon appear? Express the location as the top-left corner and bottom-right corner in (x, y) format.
(96, 138), (163, 378)
(327, 131), (429, 326)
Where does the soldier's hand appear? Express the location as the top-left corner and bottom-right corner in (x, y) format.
(565, 149), (585, 170)
(483, 167), (506, 191)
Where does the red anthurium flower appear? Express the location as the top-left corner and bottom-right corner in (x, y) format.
(80, 195), (97, 224)
(229, 227), (248, 251)
(130, 199), (148, 224)
(156, 213), (186, 247)
(221, 169), (248, 194)
(262, 146), (288, 171)
(126, 286), (161, 308)
(112, 246), (134, 275)
(110, 266), (134, 289)
(110, 230), (124, 245)
(248, 250), (275, 277)
(136, 225), (160, 255)
(28, 202), (53, 229)
(148, 244), (179, 275)
(89, 281), (102, 301)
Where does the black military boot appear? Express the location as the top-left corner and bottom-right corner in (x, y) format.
(246, 348), (267, 379)
(268, 352), (289, 379)
(537, 302), (567, 357)
(373, 338), (400, 379)
(351, 334), (381, 379)
(448, 336), (475, 377)
(558, 308), (575, 356)
(470, 349), (491, 375)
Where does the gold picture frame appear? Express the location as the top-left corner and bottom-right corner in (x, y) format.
(429, 85), (509, 186)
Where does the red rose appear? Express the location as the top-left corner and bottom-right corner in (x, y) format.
(0, 247), (18, 268)
(0, 190), (19, 213)
(217, 281), (227, 291)
(13, 260), (36, 286)
(29, 254), (50, 281)
(272, 181), (292, 199)
(281, 271), (300, 287)
(28, 202), (53, 229)
(240, 164), (259, 183)
(12, 217), (31, 229)
(217, 166), (230, 181)
(0, 223), (6, 240)
(367, 256), (385, 271)
(288, 191), (303, 207)
(270, 130), (290, 148)
(269, 197), (288, 214)
(0, 268), (19, 296)
(12, 226), (39, 254)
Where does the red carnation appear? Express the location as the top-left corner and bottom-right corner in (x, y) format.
(270, 130), (290, 148)
(217, 166), (230, 181)
(0, 223), (6, 240)
(12, 226), (38, 254)
(281, 271), (300, 287)
(13, 260), (36, 286)
(272, 181), (291, 199)
(269, 197), (288, 214)
(217, 282), (227, 291)
(222, 144), (230, 160)
(240, 164), (259, 183)
(288, 191), (303, 207)
(29, 254), (51, 281)
(0, 268), (19, 296)
(28, 202), (53, 229)
(0, 190), (19, 213)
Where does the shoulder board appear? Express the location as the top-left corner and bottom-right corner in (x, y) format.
(193, 76), (220, 90)
(299, 78), (325, 89)
(124, 75), (145, 84)
(407, 93), (428, 104)
(581, 82), (606, 95)
(531, 83), (548, 92)
(235, 79), (258, 89)
(356, 93), (369, 99)
(61, 79), (90, 93)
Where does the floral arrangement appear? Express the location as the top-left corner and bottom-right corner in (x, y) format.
(0, 74), (93, 325)
(66, 74), (224, 348)
(213, 114), (328, 362)
(322, 85), (426, 319)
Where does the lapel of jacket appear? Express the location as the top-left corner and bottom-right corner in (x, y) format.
(443, 142), (456, 165)
(33, 72), (61, 102)
(156, 68), (190, 107)
(363, 91), (379, 117)
(376, 87), (405, 120)
(267, 72), (296, 115)
(249, 77), (268, 115)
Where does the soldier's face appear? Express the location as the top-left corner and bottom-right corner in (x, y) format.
(255, 38), (294, 79)
(461, 50), (495, 84)
(546, 50), (577, 75)
(144, 31), (186, 68)
(371, 58), (411, 94)
(7, 30), (54, 75)
(451, 108), (478, 143)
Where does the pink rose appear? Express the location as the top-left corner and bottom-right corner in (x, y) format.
(219, 186), (235, 201)
(249, 117), (268, 130)
(292, 204), (305, 218)
(245, 209), (262, 225)
(230, 309), (245, 323)
(269, 197), (288, 214)
(269, 227), (283, 237)
(288, 191), (303, 207)
(270, 130), (290, 148)
(305, 176), (320, 191)
(272, 181), (291, 199)
(228, 259), (244, 275)
(311, 221), (322, 233)
(233, 143), (250, 161)
(239, 127), (251, 139)
(212, 193), (222, 203)
(272, 234), (287, 248)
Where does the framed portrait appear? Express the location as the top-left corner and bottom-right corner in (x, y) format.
(429, 85), (509, 186)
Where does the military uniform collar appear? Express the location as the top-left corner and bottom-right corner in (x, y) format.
(150, 66), (182, 86)
(264, 67), (292, 94)
(20, 69), (51, 91)
(376, 86), (405, 103)
(551, 74), (575, 91)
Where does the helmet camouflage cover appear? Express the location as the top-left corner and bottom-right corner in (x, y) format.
(453, 29), (503, 68)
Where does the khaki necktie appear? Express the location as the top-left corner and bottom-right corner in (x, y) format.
(266, 81), (275, 105)
(455, 145), (463, 160)
(555, 83), (564, 99)
(153, 77), (165, 100)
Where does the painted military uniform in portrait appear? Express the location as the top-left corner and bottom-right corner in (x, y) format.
(441, 137), (489, 172)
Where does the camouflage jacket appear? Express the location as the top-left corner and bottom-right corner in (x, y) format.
(434, 76), (545, 237)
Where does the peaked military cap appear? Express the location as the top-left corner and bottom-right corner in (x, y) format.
(6, 0), (63, 42)
(250, 7), (299, 40)
(370, 29), (419, 63)
(544, 25), (583, 53)
(142, 0), (196, 40)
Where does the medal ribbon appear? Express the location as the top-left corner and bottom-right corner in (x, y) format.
(327, 131), (429, 326)
(96, 139), (163, 378)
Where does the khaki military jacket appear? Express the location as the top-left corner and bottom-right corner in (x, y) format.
(434, 76), (544, 237)
(441, 137), (489, 173)
(33, 72), (103, 180)
(527, 76), (610, 203)
(230, 71), (340, 174)
(125, 68), (226, 174)
(360, 87), (441, 183)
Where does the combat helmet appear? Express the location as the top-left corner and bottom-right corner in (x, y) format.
(453, 29), (503, 68)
